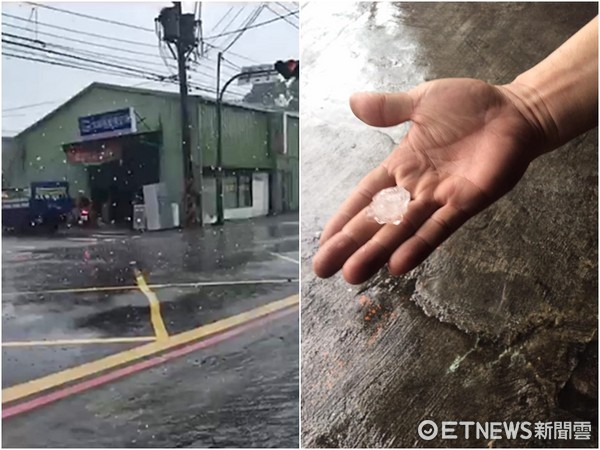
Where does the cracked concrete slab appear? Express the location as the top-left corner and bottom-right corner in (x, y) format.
(301, 2), (597, 447)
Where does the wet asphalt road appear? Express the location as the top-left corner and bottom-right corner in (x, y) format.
(2, 214), (299, 448)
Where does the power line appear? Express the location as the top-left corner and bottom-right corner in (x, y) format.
(2, 46), (227, 97)
(2, 30), (239, 89)
(2, 51), (165, 82)
(3, 15), (252, 77)
(4, 42), (156, 80)
(2, 17), (253, 98)
(221, 6), (264, 53)
(3, 51), (246, 100)
(208, 5), (234, 33)
(3, 42), (246, 99)
(194, 58), (237, 78)
(2, 32), (177, 73)
(220, 55), (243, 71)
(204, 10), (299, 39)
(2, 10), (268, 73)
(2, 22), (165, 60)
(200, 54), (239, 72)
(219, 5), (248, 31)
(3, 100), (61, 112)
(2, 38), (172, 80)
(212, 4), (246, 46)
(203, 41), (260, 64)
(194, 5), (261, 63)
(266, 4), (299, 29)
(276, 2), (300, 16)
(157, 40), (178, 76)
(2, 13), (157, 48)
(4, 47), (170, 81)
(4, 53), (232, 101)
(25, 2), (155, 33)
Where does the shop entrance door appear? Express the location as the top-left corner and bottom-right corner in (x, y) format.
(84, 132), (160, 226)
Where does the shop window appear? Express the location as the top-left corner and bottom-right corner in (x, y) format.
(223, 176), (238, 209)
(238, 175), (252, 207)
(223, 174), (253, 209)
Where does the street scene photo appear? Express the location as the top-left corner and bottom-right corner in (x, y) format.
(2, 2), (299, 447)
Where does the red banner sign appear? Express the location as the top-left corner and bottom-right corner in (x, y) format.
(65, 141), (122, 165)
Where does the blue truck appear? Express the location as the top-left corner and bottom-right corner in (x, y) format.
(2, 181), (74, 233)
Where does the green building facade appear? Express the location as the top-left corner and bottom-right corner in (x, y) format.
(5, 83), (298, 225)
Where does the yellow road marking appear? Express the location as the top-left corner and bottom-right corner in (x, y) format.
(150, 279), (299, 289)
(2, 279), (299, 297)
(2, 337), (156, 348)
(2, 295), (298, 404)
(133, 268), (168, 342)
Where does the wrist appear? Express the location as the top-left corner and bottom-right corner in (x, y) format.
(497, 79), (561, 158)
(500, 17), (598, 154)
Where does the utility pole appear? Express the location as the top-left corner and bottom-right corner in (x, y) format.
(156, 2), (201, 227)
(175, 2), (197, 227)
(215, 52), (224, 225)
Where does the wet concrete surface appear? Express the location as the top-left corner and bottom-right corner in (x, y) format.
(301, 3), (597, 448)
(3, 213), (299, 447)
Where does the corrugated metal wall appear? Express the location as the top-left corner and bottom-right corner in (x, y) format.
(197, 101), (273, 170)
(286, 115), (299, 211)
(272, 113), (299, 212)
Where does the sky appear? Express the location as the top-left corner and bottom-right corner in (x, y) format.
(1, 1), (299, 136)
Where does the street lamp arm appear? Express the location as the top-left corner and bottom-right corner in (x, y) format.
(218, 70), (277, 103)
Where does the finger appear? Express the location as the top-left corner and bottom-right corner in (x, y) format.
(349, 92), (414, 127)
(388, 204), (470, 275)
(313, 208), (383, 279)
(320, 164), (395, 245)
(341, 199), (438, 284)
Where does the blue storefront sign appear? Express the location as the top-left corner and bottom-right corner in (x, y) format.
(78, 107), (137, 140)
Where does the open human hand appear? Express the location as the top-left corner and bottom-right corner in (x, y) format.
(313, 78), (554, 284)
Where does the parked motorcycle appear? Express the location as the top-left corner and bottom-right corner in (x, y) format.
(78, 207), (90, 226)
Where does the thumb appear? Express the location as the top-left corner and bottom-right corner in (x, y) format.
(349, 92), (414, 127)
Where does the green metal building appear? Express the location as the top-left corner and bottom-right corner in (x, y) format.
(5, 82), (298, 226)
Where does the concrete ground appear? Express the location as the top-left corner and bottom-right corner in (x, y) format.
(301, 3), (597, 448)
(2, 214), (299, 448)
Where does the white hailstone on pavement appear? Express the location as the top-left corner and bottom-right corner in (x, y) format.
(367, 186), (411, 225)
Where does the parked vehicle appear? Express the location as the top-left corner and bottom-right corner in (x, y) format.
(79, 207), (90, 226)
(72, 191), (94, 227)
(2, 181), (74, 233)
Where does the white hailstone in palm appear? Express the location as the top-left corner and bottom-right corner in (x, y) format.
(367, 186), (411, 225)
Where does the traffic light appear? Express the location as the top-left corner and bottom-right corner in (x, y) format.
(274, 59), (299, 80)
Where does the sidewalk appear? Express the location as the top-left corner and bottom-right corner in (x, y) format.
(58, 211), (299, 240)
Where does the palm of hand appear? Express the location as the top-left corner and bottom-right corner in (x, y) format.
(314, 78), (539, 284)
(390, 79), (534, 210)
